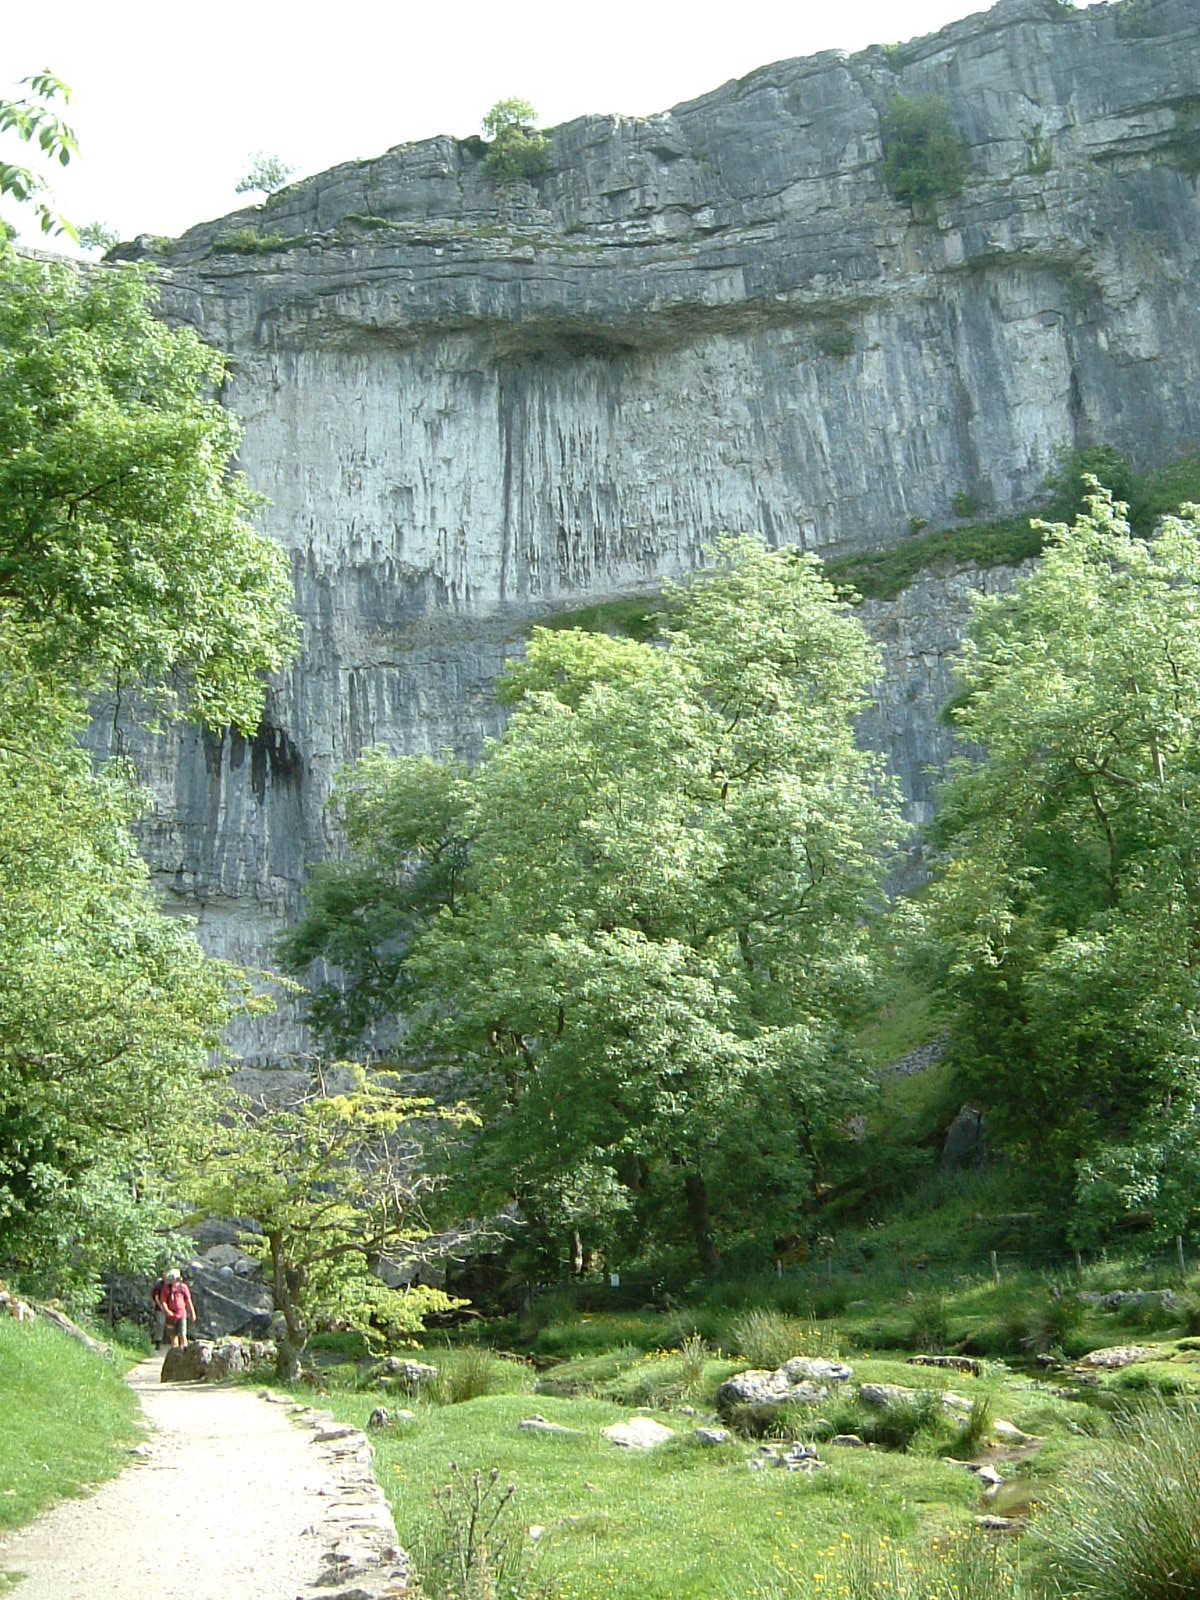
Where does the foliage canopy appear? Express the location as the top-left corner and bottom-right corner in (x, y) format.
(881, 94), (969, 212)
(926, 485), (1200, 1241)
(235, 152), (294, 197)
(287, 538), (901, 1274)
(191, 1067), (463, 1378)
(0, 248), (298, 1303)
(481, 98), (549, 180)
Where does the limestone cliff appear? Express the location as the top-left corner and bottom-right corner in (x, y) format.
(95, 0), (1200, 1058)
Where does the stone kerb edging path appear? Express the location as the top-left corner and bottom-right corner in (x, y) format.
(0, 1354), (411, 1600)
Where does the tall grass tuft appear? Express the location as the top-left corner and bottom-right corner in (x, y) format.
(907, 1290), (951, 1354)
(428, 1347), (520, 1406)
(724, 1307), (839, 1369)
(950, 1391), (994, 1458)
(677, 1331), (707, 1394)
(1037, 1397), (1200, 1600)
(412, 1462), (553, 1599)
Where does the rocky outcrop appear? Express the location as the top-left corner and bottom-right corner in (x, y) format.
(717, 1355), (854, 1411)
(92, 0), (1200, 1061)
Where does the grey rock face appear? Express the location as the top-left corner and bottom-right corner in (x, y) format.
(95, 0), (1200, 1061)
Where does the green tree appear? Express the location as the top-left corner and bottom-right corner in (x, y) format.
(235, 152), (294, 196)
(77, 220), (119, 255)
(0, 251), (299, 1303)
(191, 1068), (463, 1379)
(0, 636), (260, 1303)
(0, 255), (298, 727)
(289, 539), (901, 1274)
(481, 98), (549, 180)
(926, 485), (1200, 1235)
(0, 71), (78, 245)
(881, 94), (968, 214)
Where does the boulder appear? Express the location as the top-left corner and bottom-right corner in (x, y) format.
(602, 1416), (676, 1449)
(375, 1357), (438, 1390)
(717, 1355), (852, 1413)
(161, 1338), (275, 1383)
(692, 1427), (732, 1446)
(941, 1105), (988, 1170)
(907, 1355), (981, 1376)
(829, 1434), (866, 1448)
(162, 1342), (214, 1381)
(992, 1419), (1038, 1445)
(1076, 1344), (1161, 1370)
(183, 1263), (273, 1340)
(859, 1383), (916, 1410)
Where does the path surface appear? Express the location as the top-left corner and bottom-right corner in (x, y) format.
(0, 1354), (386, 1600)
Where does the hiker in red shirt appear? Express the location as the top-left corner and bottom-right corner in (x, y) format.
(162, 1270), (197, 1348)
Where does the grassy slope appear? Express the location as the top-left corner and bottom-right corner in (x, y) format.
(326, 1385), (978, 1600)
(0, 1319), (141, 1534)
(317, 1306), (1200, 1600)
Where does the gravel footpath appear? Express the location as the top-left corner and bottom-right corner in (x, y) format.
(0, 1354), (410, 1600)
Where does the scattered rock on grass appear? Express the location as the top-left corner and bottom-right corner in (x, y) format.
(518, 1414), (583, 1437)
(717, 1355), (852, 1413)
(1076, 1344), (1161, 1370)
(830, 1434), (866, 1447)
(1077, 1290), (1178, 1313)
(748, 1442), (824, 1473)
(992, 1419), (1038, 1445)
(907, 1355), (981, 1376)
(602, 1417), (676, 1450)
(693, 1427), (732, 1446)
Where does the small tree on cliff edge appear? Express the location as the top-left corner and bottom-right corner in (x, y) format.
(481, 97), (549, 180)
(191, 1066), (467, 1380)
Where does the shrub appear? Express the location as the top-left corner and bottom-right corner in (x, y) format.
(1041, 444), (1137, 521)
(1021, 1286), (1085, 1353)
(908, 1291), (951, 1353)
(1036, 1398), (1200, 1600)
(861, 1391), (948, 1452)
(482, 98), (549, 181)
(109, 1319), (152, 1354)
(881, 94), (969, 212)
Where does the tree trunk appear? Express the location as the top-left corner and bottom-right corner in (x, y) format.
(268, 1229), (307, 1383)
(276, 1336), (303, 1384)
(684, 1171), (719, 1278)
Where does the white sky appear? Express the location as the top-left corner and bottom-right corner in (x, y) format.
(5, 0), (1099, 247)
